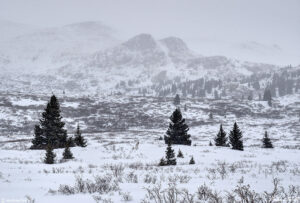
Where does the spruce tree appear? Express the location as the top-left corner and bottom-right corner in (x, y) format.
(63, 144), (74, 159)
(189, 156), (195, 164)
(67, 137), (75, 147)
(229, 122), (244, 151)
(165, 142), (176, 165)
(31, 95), (68, 149)
(164, 108), (191, 145)
(74, 124), (87, 147)
(158, 158), (166, 166)
(214, 124), (227, 146)
(44, 144), (56, 164)
(263, 89), (272, 107)
(177, 149), (184, 158)
(30, 125), (45, 149)
(262, 131), (273, 148)
(174, 94), (180, 106)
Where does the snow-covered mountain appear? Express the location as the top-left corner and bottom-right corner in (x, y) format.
(0, 22), (284, 95)
(0, 21), (120, 73)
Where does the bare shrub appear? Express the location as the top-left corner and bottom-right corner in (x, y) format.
(128, 162), (144, 170)
(126, 171), (138, 183)
(58, 184), (75, 195)
(180, 189), (195, 203)
(56, 175), (119, 195)
(216, 161), (227, 180)
(206, 168), (217, 180)
(25, 195), (35, 203)
(94, 175), (119, 194)
(279, 185), (300, 203)
(263, 178), (280, 202)
(271, 160), (288, 173)
(75, 176), (85, 193)
(120, 191), (133, 202)
(109, 163), (125, 178)
(197, 184), (213, 201)
(144, 174), (157, 184)
(176, 175), (191, 184)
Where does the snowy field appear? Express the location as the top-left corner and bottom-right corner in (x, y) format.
(0, 94), (300, 202)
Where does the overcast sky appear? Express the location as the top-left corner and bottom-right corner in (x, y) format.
(0, 0), (299, 65)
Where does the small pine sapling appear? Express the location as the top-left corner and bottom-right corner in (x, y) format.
(44, 145), (56, 164)
(262, 131), (273, 148)
(189, 156), (195, 165)
(177, 149), (184, 158)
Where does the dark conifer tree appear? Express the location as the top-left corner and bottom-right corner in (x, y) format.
(67, 137), (75, 147)
(262, 131), (273, 148)
(158, 158), (166, 166)
(74, 124), (87, 147)
(209, 141), (213, 146)
(184, 104), (187, 111)
(229, 122), (244, 151)
(177, 149), (184, 158)
(189, 156), (195, 164)
(164, 108), (191, 145)
(30, 125), (45, 149)
(63, 144), (74, 159)
(214, 124), (228, 146)
(165, 142), (176, 165)
(263, 89), (272, 106)
(31, 95), (68, 149)
(174, 94), (180, 106)
(44, 144), (56, 164)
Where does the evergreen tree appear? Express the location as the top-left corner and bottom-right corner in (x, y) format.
(262, 131), (273, 148)
(165, 142), (176, 165)
(263, 89), (272, 106)
(44, 144), (56, 164)
(177, 149), (184, 158)
(31, 95), (68, 149)
(209, 141), (213, 146)
(158, 158), (166, 166)
(174, 94), (180, 106)
(189, 156), (195, 164)
(30, 125), (45, 149)
(229, 122), (244, 151)
(74, 124), (87, 147)
(67, 137), (75, 147)
(214, 124), (228, 146)
(63, 144), (74, 159)
(164, 108), (191, 145)
(184, 104), (187, 111)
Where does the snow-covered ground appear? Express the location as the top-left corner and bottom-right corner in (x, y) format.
(0, 132), (299, 202)
(0, 93), (300, 202)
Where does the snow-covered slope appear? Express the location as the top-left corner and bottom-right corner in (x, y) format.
(0, 21), (120, 73)
(0, 22), (282, 95)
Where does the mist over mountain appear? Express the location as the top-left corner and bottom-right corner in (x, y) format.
(1, 2), (300, 202)
(0, 21), (283, 95)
